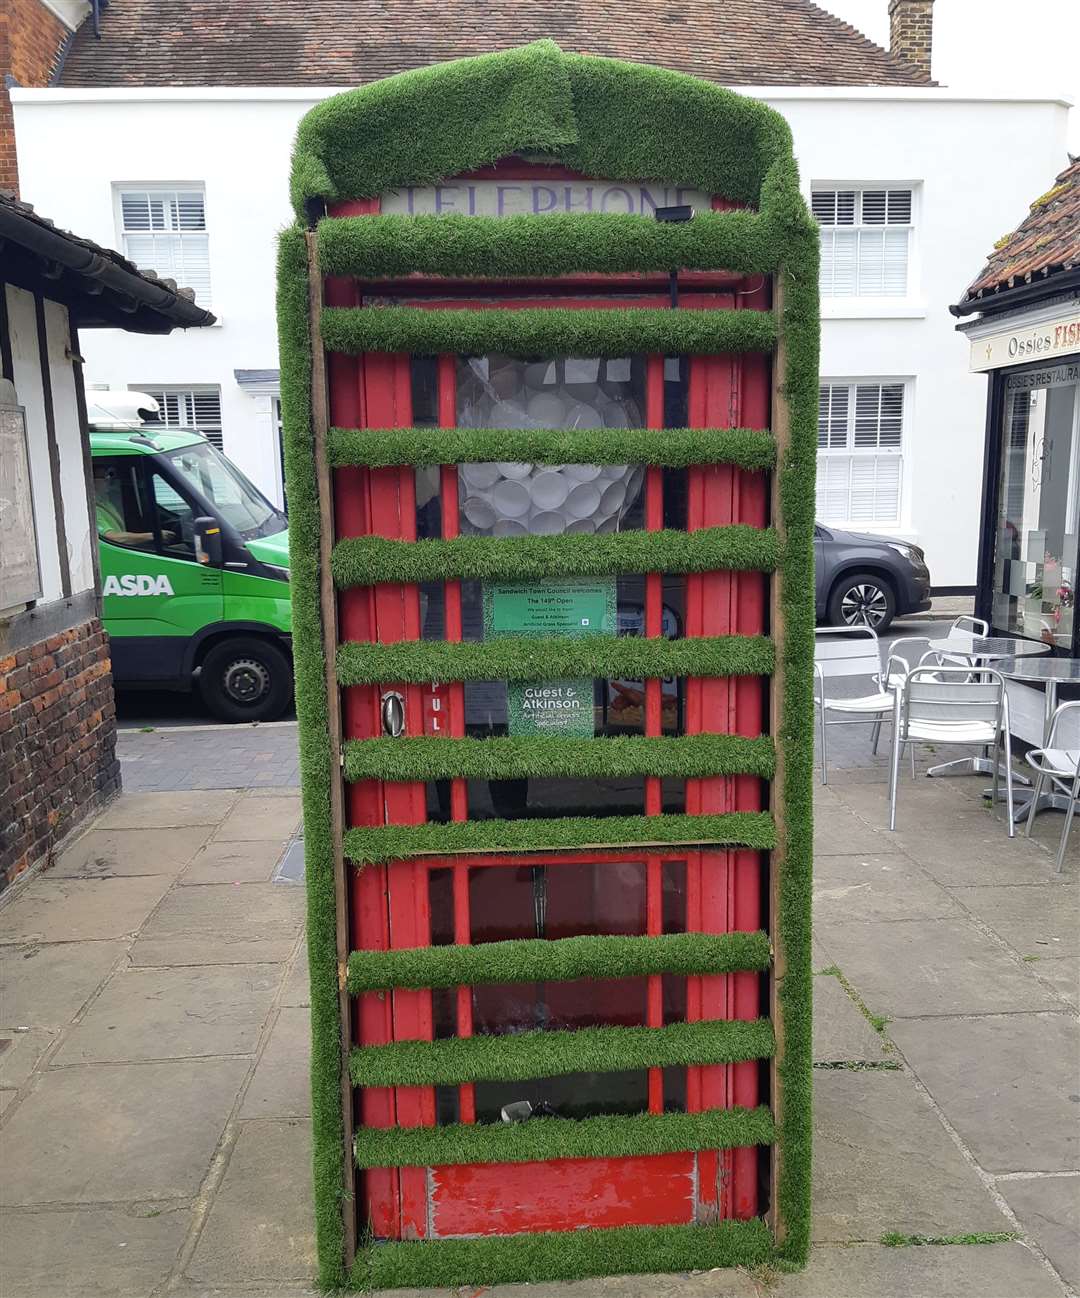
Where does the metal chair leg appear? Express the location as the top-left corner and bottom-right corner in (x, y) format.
(991, 738), (1001, 820)
(909, 739), (916, 779)
(888, 721), (903, 831)
(1056, 776), (1080, 874)
(871, 717), (882, 755)
(1026, 768), (1045, 839)
(1003, 726), (1015, 839)
(819, 704), (829, 786)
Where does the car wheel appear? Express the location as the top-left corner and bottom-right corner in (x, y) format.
(199, 637), (293, 723)
(827, 572), (896, 632)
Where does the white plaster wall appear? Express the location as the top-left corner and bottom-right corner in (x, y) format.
(12, 86), (1071, 581)
(44, 298), (96, 594)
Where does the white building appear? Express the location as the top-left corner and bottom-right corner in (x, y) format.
(9, 1), (1072, 587)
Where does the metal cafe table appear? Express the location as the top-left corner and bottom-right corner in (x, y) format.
(923, 635), (1051, 778)
(997, 656), (1080, 821)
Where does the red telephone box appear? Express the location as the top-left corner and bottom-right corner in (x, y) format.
(282, 43), (815, 1292)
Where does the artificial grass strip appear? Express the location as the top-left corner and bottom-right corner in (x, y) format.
(336, 632), (774, 687)
(321, 303), (777, 359)
(333, 524), (777, 588)
(355, 1105), (776, 1168)
(354, 1218), (773, 1290)
(348, 930), (772, 994)
(343, 809), (776, 865)
(343, 732), (775, 783)
(318, 210), (778, 280)
(350, 1018), (775, 1088)
(327, 424), (777, 471)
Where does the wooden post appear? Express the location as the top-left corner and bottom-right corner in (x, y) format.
(306, 230), (358, 1270)
(767, 274), (790, 1246)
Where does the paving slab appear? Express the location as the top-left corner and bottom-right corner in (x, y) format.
(240, 1007), (311, 1118)
(812, 974), (890, 1063)
(0, 941), (124, 1026)
(813, 804), (900, 857)
(770, 1241), (1063, 1298)
(0, 876), (172, 944)
(1027, 955), (1080, 1008)
(0, 1089), (15, 1114)
(0, 1057), (248, 1204)
(53, 965), (281, 1064)
(214, 792), (303, 843)
(187, 1118), (317, 1283)
(281, 940), (310, 1008)
(890, 1012), (1080, 1173)
(0, 1206), (191, 1297)
(889, 809), (1067, 886)
(180, 840), (284, 886)
(812, 1068), (1010, 1242)
(0, 1027), (54, 1087)
(130, 883), (304, 967)
(49, 825), (215, 878)
(1000, 1174), (1080, 1290)
(94, 789), (240, 829)
(812, 916), (1061, 1019)
(947, 883), (1080, 959)
(814, 853), (962, 923)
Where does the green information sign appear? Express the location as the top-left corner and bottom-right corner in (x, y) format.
(484, 577), (617, 639)
(484, 576), (615, 737)
(507, 679), (595, 737)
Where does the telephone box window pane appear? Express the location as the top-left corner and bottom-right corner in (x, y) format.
(662, 974), (689, 1025)
(469, 861), (647, 942)
(415, 466), (442, 539)
(457, 355), (646, 431)
(664, 356), (689, 427)
(410, 356), (439, 426)
(459, 576), (685, 640)
(663, 467), (689, 531)
(419, 581), (446, 639)
(458, 462), (646, 537)
(472, 1069), (650, 1124)
(464, 776), (649, 820)
(458, 678), (686, 739)
(662, 859), (688, 934)
(663, 1067), (687, 1113)
(468, 976), (648, 1036)
(428, 868), (454, 945)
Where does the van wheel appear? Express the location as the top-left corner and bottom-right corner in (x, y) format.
(199, 637), (293, 723)
(827, 572), (896, 632)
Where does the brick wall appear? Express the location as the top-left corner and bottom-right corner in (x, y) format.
(888, 0), (933, 80)
(0, 0), (69, 194)
(0, 618), (121, 893)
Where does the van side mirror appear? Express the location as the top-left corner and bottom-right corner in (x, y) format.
(194, 517), (223, 567)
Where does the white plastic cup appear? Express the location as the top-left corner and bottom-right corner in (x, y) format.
(526, 392), (566, 427)
(462, 496), (496, 529)
(564, 463), (602, 483)
(492, 478), (531, 518)
(566, 518), (596, 534)
(529, 511), (565, 535)
(600, 479), (627, 515)
(496, 461), (531, 479)
(529, 471), (570, 511)
(461, 462), (501, 489)
(565, 481), (602, 520)
(492, 518), (528, 537)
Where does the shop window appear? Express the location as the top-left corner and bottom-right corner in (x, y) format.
(992, 368), (1080, 649)
(138, 386), (224, 449)
(116, 186), (211, 305)
(811, 187), (913, 298)
(816, 381), (905, 525)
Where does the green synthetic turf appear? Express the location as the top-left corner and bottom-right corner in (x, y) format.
(321, 303), (777, 359)
(319, 208), (776, 280)
(327, 424), (777, 470)
(342, 731), (775, 783)
(355, 1104), (776, 1168)
(353, 1218), (774, 1290)
(280, 39), (817, 1287)
(351, 1017), (775, 1088)
(348, 929), (772, 993)
(333, 524), (777, 587)
(336, 631), (774, 686)
(342, 809), (776, 865)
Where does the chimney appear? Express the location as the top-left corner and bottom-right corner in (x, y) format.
(888, 0), (934, 79)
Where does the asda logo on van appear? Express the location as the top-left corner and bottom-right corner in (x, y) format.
(103, 574), (174, 597)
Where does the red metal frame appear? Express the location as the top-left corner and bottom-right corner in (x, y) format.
(326, 187), (769, 1237)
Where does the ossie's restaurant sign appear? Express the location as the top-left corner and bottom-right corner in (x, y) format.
(382, 179), (710, 217)
(970, 308), (1080, 372)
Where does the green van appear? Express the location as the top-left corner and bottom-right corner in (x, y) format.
(90, 425), (293, 722)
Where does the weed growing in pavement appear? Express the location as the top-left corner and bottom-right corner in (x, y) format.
(816, 965), (892, 1040)
(881, 1231), (1018, 1248)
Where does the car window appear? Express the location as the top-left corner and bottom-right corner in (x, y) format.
(93, 459), (155, 552)
(150, 473), (196, 560)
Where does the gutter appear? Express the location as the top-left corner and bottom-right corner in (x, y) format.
(951, 267), (1080, 319)
(0, 203), (215, 330)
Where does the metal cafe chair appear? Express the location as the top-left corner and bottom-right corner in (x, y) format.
(1024, 700), (1080, 874)
(875, 619), (989, 693)
(889, 666), (1015, 834)
(814, 626), (909, 785)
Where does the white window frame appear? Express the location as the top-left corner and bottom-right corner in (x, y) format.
(133, 385), (224, 450)
(810, 182), (922, 315)
(113, 183), (212, 307)
(816, 377), (912, 529)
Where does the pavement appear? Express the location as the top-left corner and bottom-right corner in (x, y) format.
(1, 668), (1078, 1298)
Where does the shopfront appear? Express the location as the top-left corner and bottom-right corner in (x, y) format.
(954, 157), (1080, 741)
(279, 42), (817, 1292)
